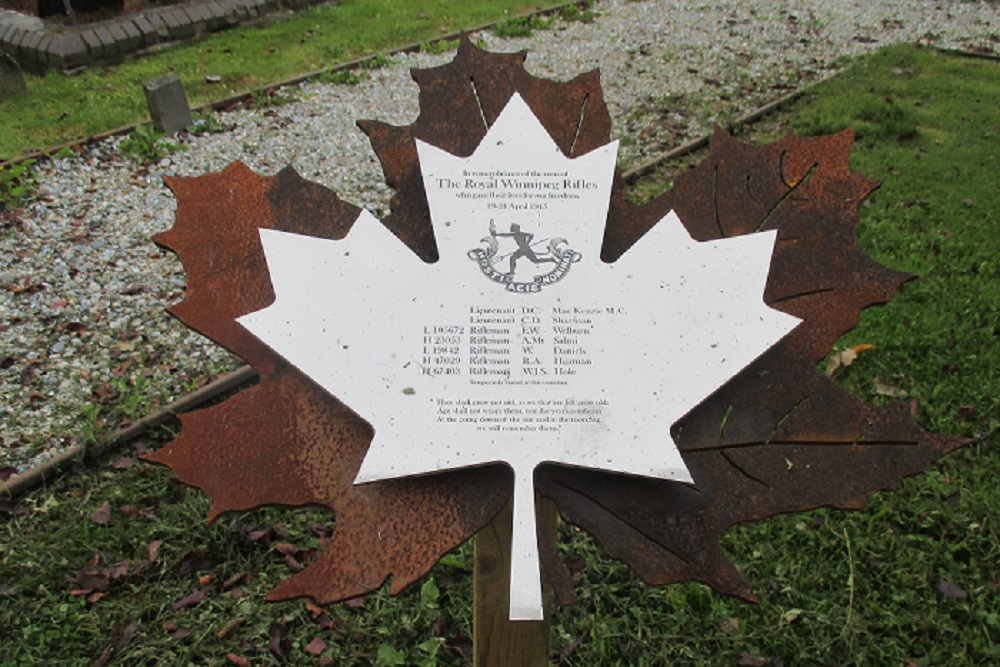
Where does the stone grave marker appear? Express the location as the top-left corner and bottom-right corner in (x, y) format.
(142, 72), (192, 135)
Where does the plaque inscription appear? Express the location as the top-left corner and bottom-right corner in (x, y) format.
(239, 94), (800, 619)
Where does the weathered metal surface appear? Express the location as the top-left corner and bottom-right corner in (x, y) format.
(537, 128), (964, 601)
(148, 36), (967, 610)
(358, 43), (611, 262)
(148, 161), (511, 603)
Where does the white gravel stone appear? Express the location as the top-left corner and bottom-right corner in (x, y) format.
(2, 0), (998, 473)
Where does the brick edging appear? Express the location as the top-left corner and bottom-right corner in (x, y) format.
(0, 0), (325, 71)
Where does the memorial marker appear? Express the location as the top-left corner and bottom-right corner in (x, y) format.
(238, 93), (800, 619)
(148, 36), (967, 658)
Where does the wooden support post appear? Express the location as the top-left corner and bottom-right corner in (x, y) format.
(474, 495), (557, 667)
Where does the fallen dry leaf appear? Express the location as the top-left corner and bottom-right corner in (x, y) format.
(719, 617), (741, 635)
(216, 617), (244, 639)
(958, 405), (977, 420)
(112, 457), (135, 470)
(107, 561), (130, 579)
(738, 653), (771, 667)
(874, 377), (908, 398)
(559, 636), (584, 663)
(171, 589), (207, 611)
(91, 645), (112, 667)
(284, 554), (305, 573)
(90, 501), (112, 525)
(111, 618), (138, 656)
(938, 579), (968, 600)
(177, 551), (214, 575)
(222, 572), (248, 590)
(304, 636), (327, 655)
(92, 384), (120, 405)
(274, 542), (300, 555)
(246, 528), (272, 545)
(823, 343), (876, 377)
(67, 567), (110, 595)
(314, 613), (335, 632)
(268, 621), (290, 659)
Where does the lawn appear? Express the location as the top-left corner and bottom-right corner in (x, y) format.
(1, 44), (998, 666)
(0, 0), (577, 160)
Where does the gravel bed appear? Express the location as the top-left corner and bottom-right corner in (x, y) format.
(2, 0), (999, 474)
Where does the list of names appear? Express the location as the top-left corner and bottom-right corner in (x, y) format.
(419, 305), (625, 383)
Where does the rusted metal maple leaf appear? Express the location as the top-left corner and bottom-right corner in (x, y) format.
(147, 37), (966, 608)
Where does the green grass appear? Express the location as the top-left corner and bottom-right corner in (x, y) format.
(780, 45), (1000, 440)
(0, 158), (38, 210)
(2, 44), (999, 666)
(0, 0), (552, 160)
(117, 124), (186, 163)
(491, 14), (554, 38)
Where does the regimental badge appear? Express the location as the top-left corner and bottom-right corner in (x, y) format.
(468, 220), (581, 293)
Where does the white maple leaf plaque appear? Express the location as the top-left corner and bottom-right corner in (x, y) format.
(238, 94), (801, 620)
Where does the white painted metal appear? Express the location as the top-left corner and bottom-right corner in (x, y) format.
(239, 94), (801, 620)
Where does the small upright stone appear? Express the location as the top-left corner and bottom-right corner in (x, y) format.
(142, 72), (193, 135)
(0, 51), (26, 101)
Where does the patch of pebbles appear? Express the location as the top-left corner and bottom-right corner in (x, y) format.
(2, 0), (998, 473)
